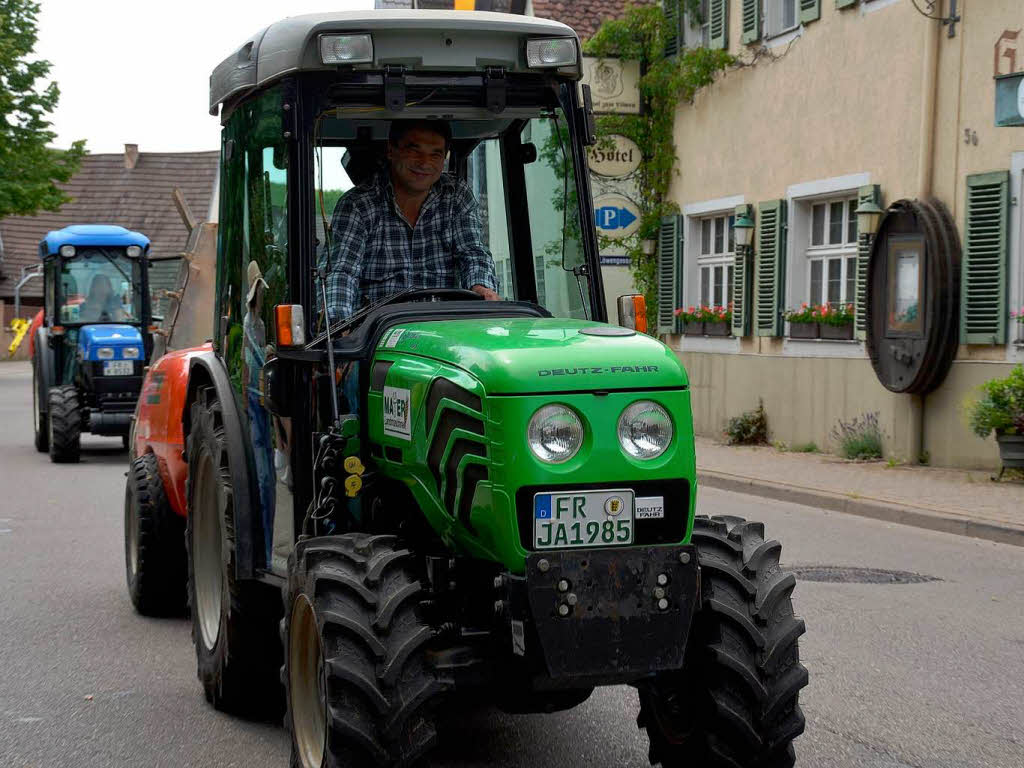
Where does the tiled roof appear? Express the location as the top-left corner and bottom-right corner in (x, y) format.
(531, 0), (648, 40)
(0, 149), (218, 300)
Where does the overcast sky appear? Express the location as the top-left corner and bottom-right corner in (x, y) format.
(36, 0), (373, 155)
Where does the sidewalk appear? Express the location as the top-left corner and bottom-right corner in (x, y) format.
(695, 436), (1024, 547)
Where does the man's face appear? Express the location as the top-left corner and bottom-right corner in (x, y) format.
(388, 128), (446, 194)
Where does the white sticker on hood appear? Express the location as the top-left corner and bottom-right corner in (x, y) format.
(382, 386), (411, 440)
(635, 496), (665, 520)
(384, 328), (405, 348)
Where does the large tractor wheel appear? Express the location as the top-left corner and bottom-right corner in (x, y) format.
(32, 361), (48, 452)
(638, 515), (808, 768)
(186, 386), (283, 717)
(125, 452), (186, 616)
(283, 534), (447, 768)
(47, 385), (81, 463)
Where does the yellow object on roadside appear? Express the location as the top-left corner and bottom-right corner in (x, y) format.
(7, 318), (30, 358)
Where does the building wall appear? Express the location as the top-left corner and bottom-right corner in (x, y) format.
(666, 0), (1024, 469)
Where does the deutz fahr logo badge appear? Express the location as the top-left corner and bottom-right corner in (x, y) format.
(382, 386), (411, 440)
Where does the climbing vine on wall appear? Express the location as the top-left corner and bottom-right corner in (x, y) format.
(584, 4), (733, 326)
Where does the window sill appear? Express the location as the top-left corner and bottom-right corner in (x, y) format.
(764, 26), (801, 49)
(672, 334), (742, 354)
(782, 337), (866, 358)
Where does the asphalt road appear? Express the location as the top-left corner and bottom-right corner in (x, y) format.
(1, 360), (1022, 768)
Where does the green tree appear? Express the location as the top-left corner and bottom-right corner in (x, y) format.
(0, 0), (85, 218)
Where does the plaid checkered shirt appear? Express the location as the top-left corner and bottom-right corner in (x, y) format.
(321, 170), (497, 321)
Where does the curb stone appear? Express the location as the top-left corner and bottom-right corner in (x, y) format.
(697, 469), (1024, 548)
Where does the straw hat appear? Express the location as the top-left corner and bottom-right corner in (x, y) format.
(246, 260), (268, 306)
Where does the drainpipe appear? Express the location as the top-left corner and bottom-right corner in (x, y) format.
(13, 265), (43, 319)
(907, 10), (943, 464)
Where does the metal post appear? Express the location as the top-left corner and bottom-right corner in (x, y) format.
(13, 265), (43, 319)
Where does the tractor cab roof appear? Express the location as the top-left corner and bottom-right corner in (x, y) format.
(40, 225), (150, 258)
(209, 10), (581, 118)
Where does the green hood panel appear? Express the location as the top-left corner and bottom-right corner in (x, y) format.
(376, 318), (687, 394)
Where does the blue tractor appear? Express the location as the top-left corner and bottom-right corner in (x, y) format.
(31, 226), (153, 463)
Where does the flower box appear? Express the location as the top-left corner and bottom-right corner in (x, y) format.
(789, 322), (819, 339)
(997, 433), (1024, 469)
(704, 321), (731, 337)
(821, 323), (854, 341)
(683, 321), (704, 337)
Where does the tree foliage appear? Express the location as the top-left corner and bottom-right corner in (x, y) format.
(585, 4), (733, 327)
(0, 0), (85, 218)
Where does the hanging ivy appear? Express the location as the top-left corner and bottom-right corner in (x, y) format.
(583, 4), (734, 327)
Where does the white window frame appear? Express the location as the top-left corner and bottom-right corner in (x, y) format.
(764, 0), (799, 38)
(683, 0), (710, 49)
(697, 212), (735, 309)
(1009, 151), (1024, 363)
(806, 197), (859, 308)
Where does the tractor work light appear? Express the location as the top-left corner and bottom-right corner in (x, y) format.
(320, 34), (374, 65)
(59, 245), (76, 258)
(528, 404), (583, 464)
(126, 245), (142, 257)
(525, 38), (577, 69)
(618, 401), (673, 460)
(97, 347), (115, 360)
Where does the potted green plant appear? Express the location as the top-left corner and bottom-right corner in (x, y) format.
(1012, 307), (1024, 343)
(967, 364), (1024, 476)
(703, 304), (733, 336)
(819, 302), (855, 340)
(675, 306), (703, 336)
(785, 304), (819, 339)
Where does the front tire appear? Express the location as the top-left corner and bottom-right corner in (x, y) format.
(125, 452), (186, 616)
(283, 535), (447, 768)
(47, 385), (81, 463)
(638, 515), (808, 768)
(186, 386), (283, 717)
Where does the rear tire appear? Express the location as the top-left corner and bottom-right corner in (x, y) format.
(32, 361), (48, 452)
(283, 534), (447, 768)
(186, 386), (283, 717)
(47, 385), (81, 463)
(125, 452), (186, 616)
(638, 515), (808, 768)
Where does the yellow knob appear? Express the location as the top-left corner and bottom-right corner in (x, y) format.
(344, 474), (363, 497)
(343, 456), (365, 475)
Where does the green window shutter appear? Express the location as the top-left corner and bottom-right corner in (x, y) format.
(961, 171), (1010, 345)
(854, 184), (881, 340)
(755, 199), (787, 336)
(741, 0), (761, 44)
(657, 214), (683, 335)
(799, 0), (821, 23)
(732, 204), (754, 336)
(836, 0), (857, 9)
(664, 0), (681, 58)
(709, 0), (728, 50)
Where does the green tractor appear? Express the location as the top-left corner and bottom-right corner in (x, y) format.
(136, 10), (807, 767)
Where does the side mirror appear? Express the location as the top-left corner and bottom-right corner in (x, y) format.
(579, 85), (598, 146)
(616, 294), (648, 334)
(262, 356), (291, 417)
(518, 142), (538, 164)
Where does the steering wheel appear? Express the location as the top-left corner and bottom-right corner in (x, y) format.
(391, 288), (484, 304)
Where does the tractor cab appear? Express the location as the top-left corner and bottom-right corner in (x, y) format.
(32, 225), (152, 461)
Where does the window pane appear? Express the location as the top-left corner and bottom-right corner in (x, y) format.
(727, 265), (734, 307)
(700, 267), (710, 306)
(783, 0), (796, 30)
(827, 258), (842, 304)
(810, 260), (823, 305)
(845, 256), (857, 304)
(829, 201), (844, 244)
(847, 199), (857, 243)
(728, 215), (735, 252)
(811, 204), (825, 246)
(713, 266), (723, 307)
(701, 219), (711, 254)
(714, 217), (724, 254)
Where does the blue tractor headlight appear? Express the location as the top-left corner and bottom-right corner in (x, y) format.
(97, 347), (115, 360)
(122, 347), (140, 360)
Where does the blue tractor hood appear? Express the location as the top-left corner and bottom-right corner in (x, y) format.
(79, 325), (144, 362)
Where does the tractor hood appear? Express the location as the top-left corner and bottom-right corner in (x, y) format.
(376, 317), (687, 394)
(79, 324), (144, 362)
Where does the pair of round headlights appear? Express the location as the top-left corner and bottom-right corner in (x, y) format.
(527, 401), (673, 464)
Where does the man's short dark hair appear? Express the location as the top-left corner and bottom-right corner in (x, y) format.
(388, 120), (452, 153)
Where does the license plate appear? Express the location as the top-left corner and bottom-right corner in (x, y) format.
(103, 360), (133, 376)
(533, 489), (634, 550)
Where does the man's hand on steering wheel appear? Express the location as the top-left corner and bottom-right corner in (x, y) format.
(471, 284), (500, 301)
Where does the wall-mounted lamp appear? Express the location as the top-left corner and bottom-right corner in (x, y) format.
(856, 200), (885, 238)
(911, 0), (960, 38)
(733, 213), (755, 248)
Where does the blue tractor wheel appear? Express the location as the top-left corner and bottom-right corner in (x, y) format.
(47, 385), (81, 463)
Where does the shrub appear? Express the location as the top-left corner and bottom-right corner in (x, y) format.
(725, 400), (768, 446)
(831, 412), (883, 460)
(791, 442), (818, 453)
(966, 365), (1024, 439)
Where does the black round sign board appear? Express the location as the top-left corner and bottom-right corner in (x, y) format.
(865, 198), (961, 394)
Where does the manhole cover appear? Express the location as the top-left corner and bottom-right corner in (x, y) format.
(787, 565), (941, 584)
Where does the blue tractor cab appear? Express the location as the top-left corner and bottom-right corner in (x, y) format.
(31, 225), (153, 462)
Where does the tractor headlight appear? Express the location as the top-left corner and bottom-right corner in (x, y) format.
(122, 347), (140, 359)
(617, 401), (673, 460)
(319, 33), (373, 65)
(525, 37), (577, 68)
(528, 404), (583, 464)
(59, 245), (75, 257)
(126, 245), (142, 257)
(97, 347), (115, 360)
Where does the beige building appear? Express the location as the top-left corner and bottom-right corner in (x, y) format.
(656, 0), (1024, 469)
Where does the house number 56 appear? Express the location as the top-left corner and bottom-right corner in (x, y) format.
(963, 128), (978, 146)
